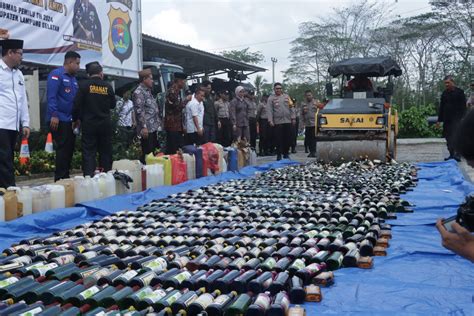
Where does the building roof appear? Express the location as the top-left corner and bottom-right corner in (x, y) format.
(142, 34), (266, 78)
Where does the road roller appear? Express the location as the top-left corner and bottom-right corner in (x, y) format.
(315, 56), (402, 162)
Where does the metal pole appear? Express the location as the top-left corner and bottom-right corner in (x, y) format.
(271, 57), (278, 85)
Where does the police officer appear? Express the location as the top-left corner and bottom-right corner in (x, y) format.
(267, 82), (295, 160)
(290, 97), (300, 153)
(202, 80), (218, 143)
(230, 86), (250, 142)
(72, 62), (116, 176)
(257, 93), (270, 156)
(215, 90), (233, 147)
(0, 39), (30, 189)
(246, 90), (258, 149)
(164, 72), (187, 154)
(47, 51), (81, 181)
(437, 75), (467, 161)
(301, 90), (319, 158)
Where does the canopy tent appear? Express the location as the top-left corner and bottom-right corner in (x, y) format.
(328, 56), (402, 78)
(142, 34), (266, 78)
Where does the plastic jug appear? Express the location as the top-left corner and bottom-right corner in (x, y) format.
(112, 160), (143, 192)
(146, 154), (172, 186)
(1, 189), (18, 221)
(74, 176), (87, 204)
(0, 194), (4, 221)
(182, 145), (204, 178)
(249, 149), (257, 166)
(84, 176), (100, 202)
(144, 164), (164, 189)
(171, 154), (188, 185)
(48, 185), (66, 210)
(182, 153), (196, 180)
(7, 186), (32, 217)
(105, 172), (116, 197)
(115, 170), (133, 195)
(56, 179), (75, 208)
(32, 186), (51, 213)
(225, 147), (238, 172)
(214, 143), (225, 174)
(94, 173), (108, 199)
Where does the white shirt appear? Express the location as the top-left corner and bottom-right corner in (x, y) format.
(117, 99), (134, 127)
(185, 95), (204, 133)
(0, 59), (30, 131)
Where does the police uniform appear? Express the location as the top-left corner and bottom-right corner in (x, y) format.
(72, 62), (116, 176)
(215, 94), (232, 147)
(47, 61), (79, 181)
(0, 39), (29, 188)
(301, 99), (318, 156)
(257, 98), (270, 155)
(247, 96), (258, 149)
(266, 93), (295, 159)
(290, 99), (300, 153)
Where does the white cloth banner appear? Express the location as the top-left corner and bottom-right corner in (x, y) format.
(0, 0), (141, 77)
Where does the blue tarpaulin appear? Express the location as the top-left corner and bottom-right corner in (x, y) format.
(0, 159), (473, 314)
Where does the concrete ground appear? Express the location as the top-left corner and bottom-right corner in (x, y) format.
(17, 138), (474, 186)
(256, 138), (474, 183)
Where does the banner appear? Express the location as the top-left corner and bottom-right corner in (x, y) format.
(0, 0), (142, 78)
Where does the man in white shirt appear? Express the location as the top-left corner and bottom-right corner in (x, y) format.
(0, 39), (30, 188)
(185, 87), (205, 145)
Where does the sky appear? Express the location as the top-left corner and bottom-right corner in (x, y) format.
(141, 0), (433, 83)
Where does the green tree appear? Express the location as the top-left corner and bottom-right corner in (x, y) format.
(221, 47), (265, 65)
(253, 74), (267, 98)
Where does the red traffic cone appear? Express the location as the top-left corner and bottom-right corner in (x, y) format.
(19, 138), (30, 165)
(44, 132), (53, 153)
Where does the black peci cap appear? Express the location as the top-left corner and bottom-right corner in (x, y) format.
(174, 72), (187, 80)
(0, 39), (23, 50)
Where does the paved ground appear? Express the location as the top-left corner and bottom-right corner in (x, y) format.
(17, 138), (474, 186)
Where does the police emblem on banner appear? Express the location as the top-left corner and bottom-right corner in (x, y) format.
(107, 7), (133, 63)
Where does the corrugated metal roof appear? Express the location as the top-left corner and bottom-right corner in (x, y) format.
(142, 34), (266, 76)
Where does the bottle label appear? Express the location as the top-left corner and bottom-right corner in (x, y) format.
(184, 293), (198, 306)
(18, 306), (43, 316)
(55, 255), (75, 265)
(143, 289), (166, 303)
(136, 287), (154, 300)
(82, 251), (97, 260)
(264, 257), (276, 269)
(140, 272), (155, 286)
(143, 257), (167, 272)
(165, 291), (182, 304)
(24, 262), (46, 272)
(213, 294), (230, 306)
(291, 259), (306, 270)
(12, 256), (32, 264)
(0, 277), (19, 288)
(0, 262), (23, 272)
(78, 285), (101, 299)
(172, 271), (192, 283)
(194, 293), (214, 309)
(306, 263), (323, 274)
(305, 230), (318, 238)
(254, 294), (271, 310)
(34, 263), (59, 276)
(280, 295), (290, 311)
(80, 266), (101, 279)
(121, 270), (138, 281)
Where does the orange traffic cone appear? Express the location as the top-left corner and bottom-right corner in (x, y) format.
(19, 138), (30, 165)
(45, 132), (53, 153)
